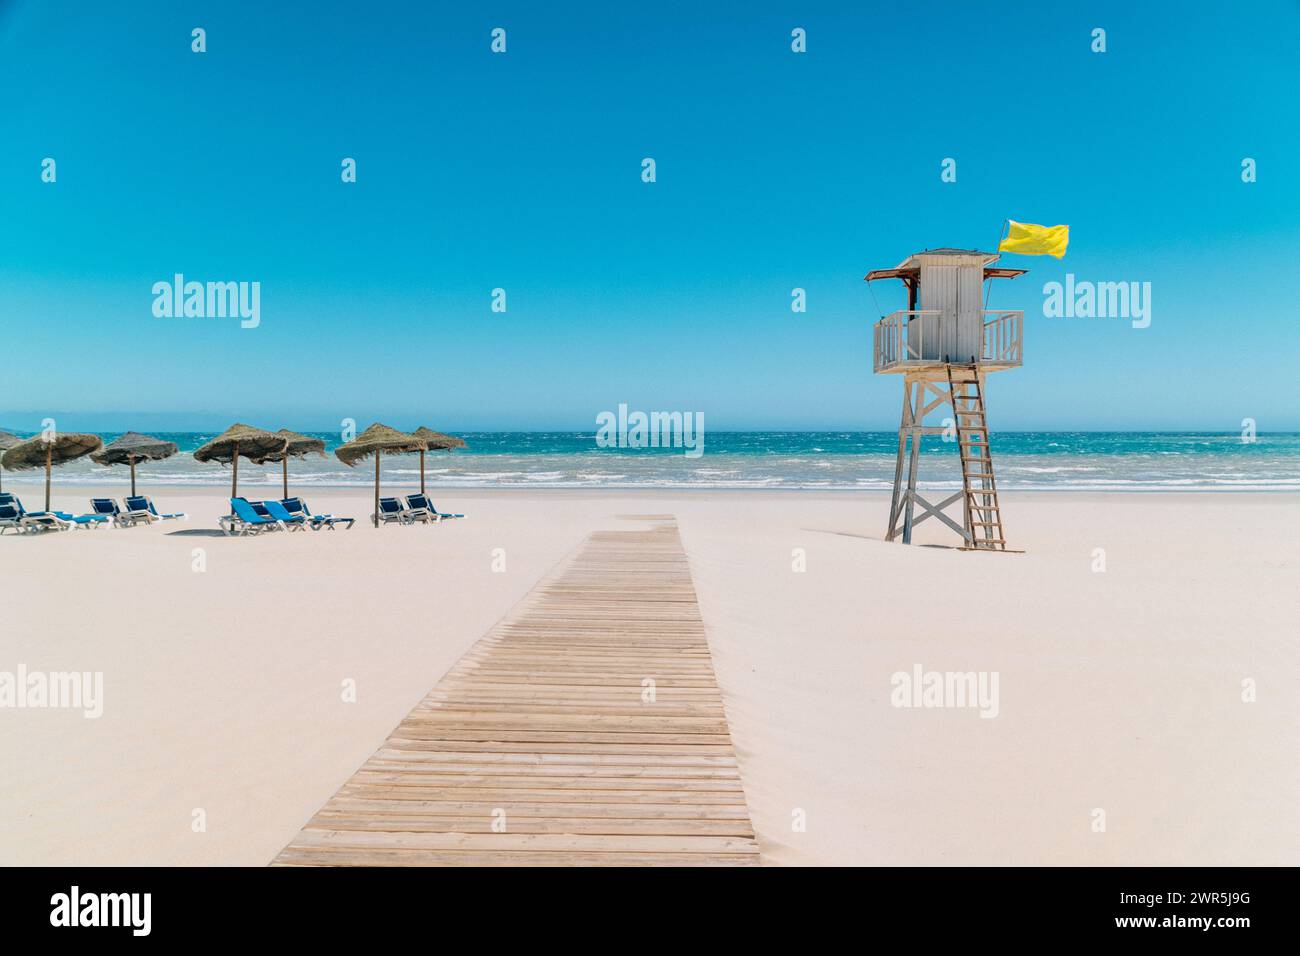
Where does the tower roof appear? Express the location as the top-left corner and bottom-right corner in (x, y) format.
(864, 248), (1025, 283)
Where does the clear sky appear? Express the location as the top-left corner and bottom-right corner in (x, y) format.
(2, 1), (1297, 431)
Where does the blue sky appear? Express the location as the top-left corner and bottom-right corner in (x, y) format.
(2, 1), (1297, 431)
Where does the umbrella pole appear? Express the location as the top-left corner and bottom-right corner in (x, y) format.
(374, 451), (381, 528)
(232, 446), (239, 507)
(45, 445), (52, 512)
(421, 452), (426, 495)
(130, 458), (137, 497)
(283, 457), (288, 501)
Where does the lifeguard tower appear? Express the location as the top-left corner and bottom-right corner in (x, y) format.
(867, 249), (1024, 550)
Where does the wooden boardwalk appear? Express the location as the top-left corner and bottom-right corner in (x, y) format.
(273, 517), (761, 866)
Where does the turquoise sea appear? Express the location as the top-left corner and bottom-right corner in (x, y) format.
(2, 432), (1297, 492)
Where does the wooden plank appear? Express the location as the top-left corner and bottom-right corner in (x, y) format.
(334, 785), (749, 805)
(308, 814), (756, 836)
(274, 847), (760, 867)
(272, 518), (760, 866)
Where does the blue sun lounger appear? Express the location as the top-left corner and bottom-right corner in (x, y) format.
(124, 495), (186, 523)
(219, 497), (285, 536)
(0, 494), (104, 532)
(400, 494), (437, 523)
(0, 502), (29, 534)
(91, 498), (124, 525)
(405, 493), (464, 520)
(374, 497), (411, 525)
(281, 497), (355, 530)
(261, 499), (310, 531)
(0, 494), (65, 532)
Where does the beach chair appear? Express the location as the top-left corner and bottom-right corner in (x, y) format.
(90, 498), (141, 529)
(261, 499), (310, 531)
(219, 497), (285, 536)
(400, 494), (438, 524)
(0, 494), (75, 533)
(69, 510), (111, 528)
(0, 502), (26, 534)
(60, 511), (109, 529)
(374, 497), (412, 525)
(406, 493), (463, 520)
(23, 510), (74, 532)
(281, 497), (355, 530)
(120, 497), (155, 524)
(5, 493), (107, 530)
(124, 495), (186, 522)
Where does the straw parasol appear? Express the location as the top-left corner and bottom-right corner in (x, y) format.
(1, 431), (104, 511)
(411, 427), (467, 494)
(255, 429), (327, 500)
(0, 431), (22, 494)
(335, 423), (427, 527)
(192, 424), (288, 504)
(90, 432), (179, 497)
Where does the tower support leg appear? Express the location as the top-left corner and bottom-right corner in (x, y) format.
(884, 372), (974, 547)
(885, 380), (913, 542)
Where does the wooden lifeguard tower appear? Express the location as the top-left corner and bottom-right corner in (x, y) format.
(867, 249), (1024, 550)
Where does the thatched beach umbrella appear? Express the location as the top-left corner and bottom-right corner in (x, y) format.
(0, 431), (22, 493)
(335, 423), (427, 527)
(257, 429), (327, 499)
(193, 423), (287, 503)
(411, 427), (467, 495)
(91, 432), (179, 497)
(1, 432), (104, 512)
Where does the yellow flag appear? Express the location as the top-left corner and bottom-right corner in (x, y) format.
(998, 220), (1069, 258)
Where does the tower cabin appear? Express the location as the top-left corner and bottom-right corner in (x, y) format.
(869, 249), (1024, 376)
(865, 249), (1025, 550)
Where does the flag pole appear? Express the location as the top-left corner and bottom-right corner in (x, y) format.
(985, 219), (1010, 309)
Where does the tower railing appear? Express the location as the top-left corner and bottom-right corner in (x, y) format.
(873, 309), (1023, 372)
(980, 310), (1022, 366)
(873, 310), (941, 371)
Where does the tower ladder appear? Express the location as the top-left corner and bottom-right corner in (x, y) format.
(946, 363), (1006, 551)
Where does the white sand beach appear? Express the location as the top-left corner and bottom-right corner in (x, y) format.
(1, 487), (1297, 866)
